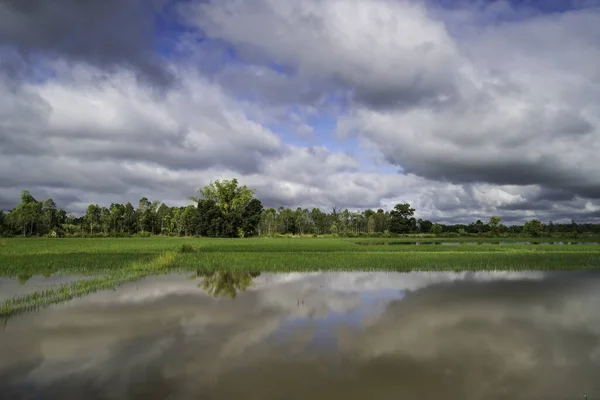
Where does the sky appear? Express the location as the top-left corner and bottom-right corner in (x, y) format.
(1, 0), (600, 224)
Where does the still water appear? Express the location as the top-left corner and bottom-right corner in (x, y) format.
(2, 271), (600, 399)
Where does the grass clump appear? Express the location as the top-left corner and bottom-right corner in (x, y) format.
(179, 244), (197, 253)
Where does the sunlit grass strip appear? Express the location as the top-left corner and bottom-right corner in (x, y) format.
(178, 251), (600, 272)
(0, 251), (178, 318)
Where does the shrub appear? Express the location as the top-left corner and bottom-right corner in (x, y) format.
(180, 244), (197, 253)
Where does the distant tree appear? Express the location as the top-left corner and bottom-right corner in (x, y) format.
(330, 222), (339, 235)
(418, 219), (433, 234)
(85, 204), (101, 235)
(389, 203), (415, 234)
(109, 203), (125, 233)
(431, 223), (443, 236)
(0, 210), (6, 235)
(180, 205), (200, 236)
(190, 178), (254, 216)
(156, 203), (171, 234)
(488, 216), (502, 236)
(523, 219), (543, 237)
(41, 198), (57, 233)
(123, 202), (136, 234)
(241, 198), (263, 237)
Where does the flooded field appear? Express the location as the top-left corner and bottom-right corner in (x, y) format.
(2, 271), (600, 399)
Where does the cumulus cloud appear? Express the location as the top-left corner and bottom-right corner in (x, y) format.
(1, 0), (599, 222)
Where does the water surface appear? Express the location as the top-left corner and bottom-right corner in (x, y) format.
(2, 271), (600, 399)
(0, 274), (87, 301)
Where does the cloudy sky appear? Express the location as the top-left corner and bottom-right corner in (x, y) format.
(1, 0), (600, 223)
(2, 271), (600, 398)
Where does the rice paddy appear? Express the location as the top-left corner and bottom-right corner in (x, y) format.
(1, 236), (600, 318)
(2, 236), (600, 276)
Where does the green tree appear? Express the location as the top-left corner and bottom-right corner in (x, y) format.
(389, 203), (415, 234)
(156, 203), (171, 234)
(523, 219), (543, 237)
(109, 203), (125, 234)
(418, 219), (433, 234)
(180, 205), (200, 236)
(41, 198), (57, 234)
(431, 223), (443, 236)
(136, 197), (152, 233)
(85, 204), (101, 235)
(190, 178), (255, 216)
(488, 216), (502, 236)
(123, 202), (136, 234)
(0, 210), (6, 236)
(100, 206), (111, 234)
(241, 198), (263, 237)
(330, 222), (338, 235)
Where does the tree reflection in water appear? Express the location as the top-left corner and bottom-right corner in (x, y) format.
(192, 270), (260, 299)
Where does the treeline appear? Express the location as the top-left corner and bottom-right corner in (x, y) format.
(1, 180), (599, 238)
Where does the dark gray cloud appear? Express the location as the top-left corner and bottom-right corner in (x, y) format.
(0, 0), (174, 86)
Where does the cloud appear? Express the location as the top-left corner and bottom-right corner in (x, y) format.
(1, 0), (600, 222)
(181, 0), (465, 110)
(0, 0), (175, 86)
(173, 0), (600, 221)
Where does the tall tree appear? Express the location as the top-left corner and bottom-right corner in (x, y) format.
(389, 203), (415, 234)
(488, 216), (502, 236)
(190, 178), (255, 216)
(123, 202), (136, 234)
(85, 204), (101, 235)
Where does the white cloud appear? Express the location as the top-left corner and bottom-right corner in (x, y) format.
(1, 0), (600, 222)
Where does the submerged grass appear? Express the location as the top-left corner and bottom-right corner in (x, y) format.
(0, 250), (179, 318)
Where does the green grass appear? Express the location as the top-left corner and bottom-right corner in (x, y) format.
(1, 237), (600, 276)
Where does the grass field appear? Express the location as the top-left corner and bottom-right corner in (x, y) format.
(2, 236), (600, 318)
(2, 236), (600, 276)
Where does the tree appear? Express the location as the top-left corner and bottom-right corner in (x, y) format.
(136, 197), (152, 233)
(180, 205), (200, 236)
(41, 198), (57, 233)
(389, 203), (415, 234)
(523, 219), (543, 237)
(330, 222), (338, 235)
(241, 198), (263, 237)
(156, 203), (170, 234)
(431, 223), (443, 236)
(123, 202), (136, 234)
(109, 203), (125, 234)
(0, 210), (6, 235)
(100, 206), (111, 234)
(488, 216), (502, 236)
(85, 204), (101, 235)
(418, 219), (433, 234)
(190, 178), (255, 216)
